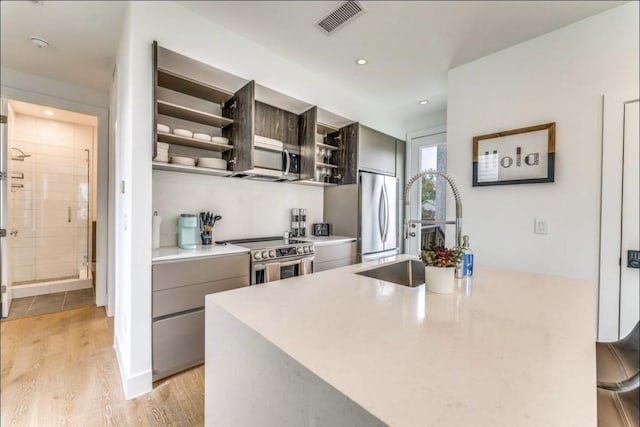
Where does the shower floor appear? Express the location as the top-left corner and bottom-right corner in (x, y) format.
(4, 288), (94, 320)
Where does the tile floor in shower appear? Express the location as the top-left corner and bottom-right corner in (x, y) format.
(5, 288), (94, 320)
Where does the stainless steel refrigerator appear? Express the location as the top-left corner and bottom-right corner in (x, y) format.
(324, 171), (399, 262)
(359, 171), (398, 261)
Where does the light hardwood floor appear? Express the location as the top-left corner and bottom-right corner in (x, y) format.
(1, 306), (204, 426)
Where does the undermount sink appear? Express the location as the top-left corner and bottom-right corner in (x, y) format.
(356, 260), (425, 288)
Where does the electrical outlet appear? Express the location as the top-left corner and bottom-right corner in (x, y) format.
(534, 217), (549, 235)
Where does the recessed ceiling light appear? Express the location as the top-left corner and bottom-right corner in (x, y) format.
(419, 99), (429, 105)
(355, 58), (368, 65)
(30, 36), (50, 49)
(44, 110), (54, 116)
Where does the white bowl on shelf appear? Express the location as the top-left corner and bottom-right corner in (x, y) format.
(193, 133), (211, 142)
(198, 157), (227, 169)
(170, 156), (196, 166)
(153, 153), (169, 163)
(157, 123), (170, 133)
(173, 128), (193, 138)
(211, 136), (229, 145)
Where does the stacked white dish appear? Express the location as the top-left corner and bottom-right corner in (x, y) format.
(211, 136), (230, 145)
(154, 142), (170, 163)
(198, 157), (227, 170)
(173, 128), (193, 138)
(157, 123), (170, 133)
(171, 156), (196, 167)
(193, 133), (211, 142)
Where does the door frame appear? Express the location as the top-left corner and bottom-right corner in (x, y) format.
(405, 126), (447, 255)
(0, 86), (113, 316)
(598, 93), (639, 340)
(1, 97), (9, 317)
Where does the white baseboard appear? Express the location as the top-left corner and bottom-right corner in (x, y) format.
(12, 278), (92, 298)
(114, 335), (153, 399)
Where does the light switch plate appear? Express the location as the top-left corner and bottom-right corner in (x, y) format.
(534, 217), (549, 234)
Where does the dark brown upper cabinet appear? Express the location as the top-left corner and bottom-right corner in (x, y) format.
(151, 43), (401, 184)
(299, 107), (359, 186)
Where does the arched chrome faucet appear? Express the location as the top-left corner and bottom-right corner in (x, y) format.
(404, 170), (463, 248)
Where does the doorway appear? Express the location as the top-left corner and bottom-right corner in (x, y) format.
(406, 127), (448, 255)
(598, 94), (640, 340)
(1, 99), (98, 318)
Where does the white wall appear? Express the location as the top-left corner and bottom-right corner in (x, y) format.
(113, 5), (151, 399)
(447, 4), (639, 292)
(153, 172), (323, 246)
(404, 109), (447, 135)
(1, 67), (108, 109)
(115, 0), (406, 397)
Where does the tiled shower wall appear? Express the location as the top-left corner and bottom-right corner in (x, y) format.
(9, 114), (92, 285)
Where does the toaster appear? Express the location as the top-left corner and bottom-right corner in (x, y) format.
(312, 223), (331, 236)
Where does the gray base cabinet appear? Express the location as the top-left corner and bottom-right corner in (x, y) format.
(152, 253), (249, 380)
(314, 241), (357, 272)
(153, 309), (205, 380)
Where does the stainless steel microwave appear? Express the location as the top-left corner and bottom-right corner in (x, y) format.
(232, 135), (300, 182)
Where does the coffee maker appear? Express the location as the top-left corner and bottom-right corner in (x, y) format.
(178, 214), (198, 249)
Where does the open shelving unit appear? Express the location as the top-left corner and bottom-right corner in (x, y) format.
(156, 131), (233, 152)
(157, 100), (233, 129)
(152, 161), (232, 177)
(153, 44), (240, 177)
(157, 68), (234, 105)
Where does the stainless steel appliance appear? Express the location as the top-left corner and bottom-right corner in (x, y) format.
(360, 171), (398, 261)
(232, 135), (300, 182)
(312, 223), (331, 236)
(220, 237), (314, 285)
(323, 171), (399, 262)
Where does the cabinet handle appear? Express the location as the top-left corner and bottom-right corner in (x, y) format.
(68, 206), (72, 223)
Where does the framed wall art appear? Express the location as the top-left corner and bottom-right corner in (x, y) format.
(472, 122), (556, 186)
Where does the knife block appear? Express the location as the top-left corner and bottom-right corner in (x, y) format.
(201, 231), (212, 245)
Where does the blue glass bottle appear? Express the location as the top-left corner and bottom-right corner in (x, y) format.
(462, 235), (474, 277)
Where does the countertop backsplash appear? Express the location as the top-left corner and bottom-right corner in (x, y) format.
(152, 170), (324, 247)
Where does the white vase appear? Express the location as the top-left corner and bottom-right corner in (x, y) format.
(425, 266), (456, 294)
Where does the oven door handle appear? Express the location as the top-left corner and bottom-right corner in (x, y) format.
(279, 259), (301, 268)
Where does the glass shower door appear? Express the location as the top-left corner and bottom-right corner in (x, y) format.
(75, 148), (90, 280)
(9, 111), (91, 287)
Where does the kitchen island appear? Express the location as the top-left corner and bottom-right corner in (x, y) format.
(204, 255), (596, 426)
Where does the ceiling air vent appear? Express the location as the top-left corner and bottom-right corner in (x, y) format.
(316, 1), (366, 35)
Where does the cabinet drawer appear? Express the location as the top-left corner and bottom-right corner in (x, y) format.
(153, 309), (204, 381)
(314, 241), (357, 264)
(152, 254), (248, 291)
(316, 257), (357, 273)
(153, 276), (249, 318)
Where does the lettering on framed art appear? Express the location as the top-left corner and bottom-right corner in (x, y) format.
(472, 122), (555, 186)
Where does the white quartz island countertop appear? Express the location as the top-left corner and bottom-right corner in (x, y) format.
(205, 255), (596, 426)
(152, 243), (249, 262)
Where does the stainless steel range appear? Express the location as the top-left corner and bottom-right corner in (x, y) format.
(218, 237), (314, 285)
